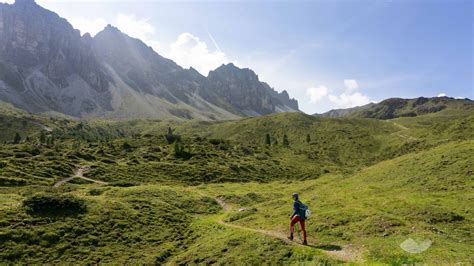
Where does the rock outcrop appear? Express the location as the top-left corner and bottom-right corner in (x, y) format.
(0, 0), (299, 120)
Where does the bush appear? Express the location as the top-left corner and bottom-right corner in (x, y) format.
(209, 138), (224, 145)
(109, 181), (139, 187)
(0, 177), (27, 186)
(23, 193), (87, 216)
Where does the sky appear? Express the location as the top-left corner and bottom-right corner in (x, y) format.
(4, 0), (473, 114)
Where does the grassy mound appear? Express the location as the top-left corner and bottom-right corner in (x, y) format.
(23, 193), (87, 216)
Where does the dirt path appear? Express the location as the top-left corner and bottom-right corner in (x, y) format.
(388, 121), (418, 141)
(213, 197), (364, 262)
(395, 133), (418, 141)
(53, 166), (108, 188)
(392, 122), (409, 130)
(31, 121), (53, 132)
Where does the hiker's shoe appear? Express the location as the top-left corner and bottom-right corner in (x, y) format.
(288, 235), (293, 241)
(302, 240), (308, 245)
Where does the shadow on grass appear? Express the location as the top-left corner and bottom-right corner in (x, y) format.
(309, 244), (342, 251)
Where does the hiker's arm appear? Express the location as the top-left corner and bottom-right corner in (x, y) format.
(290, 202), (298, 219)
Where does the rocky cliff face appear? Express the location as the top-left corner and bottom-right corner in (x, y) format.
(207, 63), (298, 115)
(0, 0), (299, 120)
(0, 0), (112, 116)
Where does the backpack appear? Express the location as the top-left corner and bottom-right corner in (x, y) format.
(299, 202), (311, 219)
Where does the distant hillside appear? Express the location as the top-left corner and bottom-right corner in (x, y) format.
(0, 0), (298, 120)
(318, 97), (473, 119)
(316, 103), (375, 118)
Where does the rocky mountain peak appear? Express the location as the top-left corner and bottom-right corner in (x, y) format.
(102, 24), (121, 34)
(0, 0), (299, 120)
(14, 0), (37, 6)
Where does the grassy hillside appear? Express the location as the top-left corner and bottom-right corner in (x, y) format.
(0, 108), (473, 264)
(197, 140), (473, 263)
(319, 97), (473, 119)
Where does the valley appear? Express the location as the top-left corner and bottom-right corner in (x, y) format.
(0, 1), (472, 264)
(0, 102), (473, 264)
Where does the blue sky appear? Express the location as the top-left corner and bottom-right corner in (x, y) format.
(7, 0), (473, 113)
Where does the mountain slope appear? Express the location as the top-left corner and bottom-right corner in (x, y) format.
(0, 0), (298, 120)
(316, 103), (375, 118)
(0, 0), (113, 116)
(318, 97), (473, 119)
(0, 110), (473, 263)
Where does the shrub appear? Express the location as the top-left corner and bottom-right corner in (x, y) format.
(174, 142), (192, 160)
(209, 138), (224, 145)
(165, 127), (181, 144)
(0, 177), (27, 186)
(265, 134), (271, 145)
(109, 181), (139, 187)
(23, 193), (87, 216)
(282, 134), (290, 147)
(122, 142), (133, 150)
(13, 133), (21, 144)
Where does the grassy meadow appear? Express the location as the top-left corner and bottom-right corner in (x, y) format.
(0, 103), (473, 264)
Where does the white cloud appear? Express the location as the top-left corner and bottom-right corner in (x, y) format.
(328, 79), (370, 108)
(437, 93), (446, 97)
(306, 79), (371, 109)
(344, 79), (359, 92)
(165, 32), (230, 75)
(115, 14), (155, 42)
(306, 86), (328, 103)
(328, 92), (371, 108)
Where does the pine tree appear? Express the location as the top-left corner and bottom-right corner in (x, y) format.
(39, 131), (46, 144)
(283, 134), (289, 147)
(165, 127), (179, 144)
(174, 141), (182, 155)
(306, 134), (311, 143)
(265, 134), (271, 145)
(13, 133), (21, 144)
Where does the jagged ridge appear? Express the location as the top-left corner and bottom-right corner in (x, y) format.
(0, 0), (299, 120)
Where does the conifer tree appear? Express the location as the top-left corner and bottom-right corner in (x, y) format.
(39, 131), (46, 144)
(13, 132), (21, 144)
(265, 134), (271, 145)
(283, 134), (289, 147)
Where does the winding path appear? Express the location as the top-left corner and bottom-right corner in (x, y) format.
(213, 197), (363, 262)
(53, 166), (108, 188)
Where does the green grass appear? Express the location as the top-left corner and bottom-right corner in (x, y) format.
(0, 107), (473, 264)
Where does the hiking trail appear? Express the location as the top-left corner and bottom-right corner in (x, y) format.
(213, 196), (364, 263)
(388, 121), (418, 141)
(53, 166), (108, 188)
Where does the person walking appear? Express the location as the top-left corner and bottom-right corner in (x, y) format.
(288, 193), (308, 245)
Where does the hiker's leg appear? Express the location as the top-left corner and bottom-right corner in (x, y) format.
(300, 219), (307, 241)
(290, 216), (299, 235)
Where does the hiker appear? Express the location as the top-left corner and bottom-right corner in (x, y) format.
(288, 193), (308, 245)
